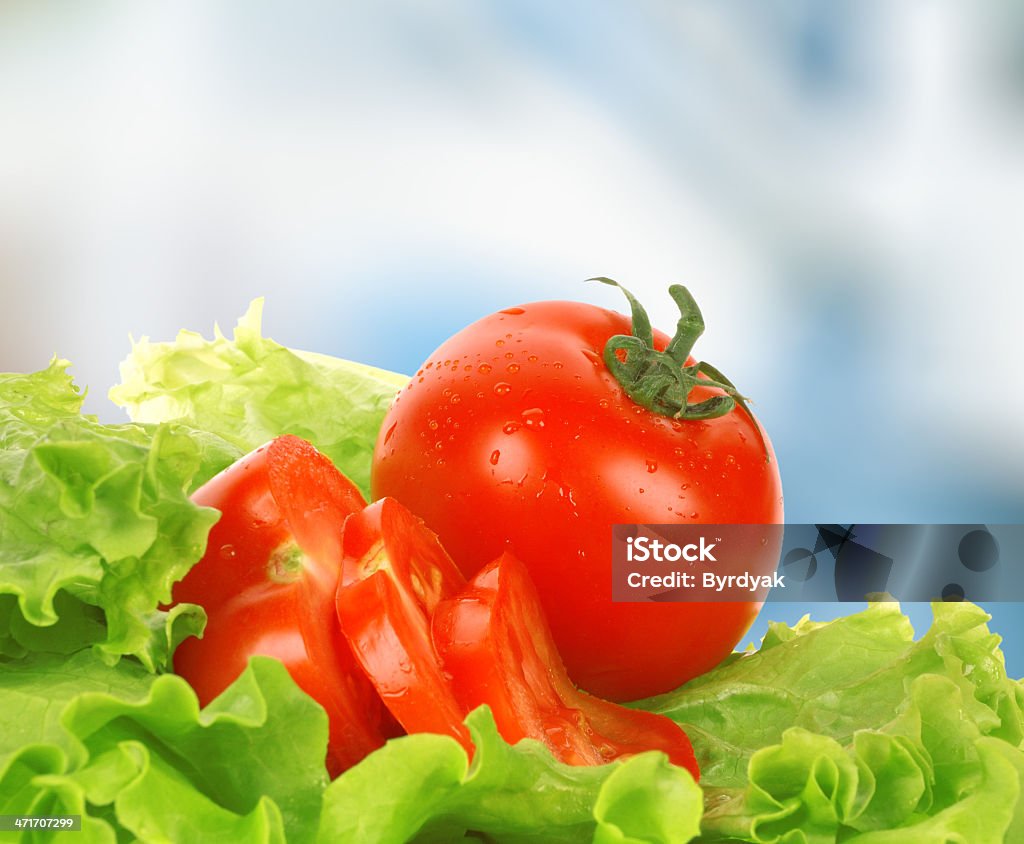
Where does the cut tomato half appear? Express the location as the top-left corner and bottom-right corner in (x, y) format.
(432, 552), (700, 777)
(172, 435), (396, 775)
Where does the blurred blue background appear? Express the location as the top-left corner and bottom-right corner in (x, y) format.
(1, 2), (1021, 666)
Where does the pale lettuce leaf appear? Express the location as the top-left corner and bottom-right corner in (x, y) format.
(109, 300), (407, 498)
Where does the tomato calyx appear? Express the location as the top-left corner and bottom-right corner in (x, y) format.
(590, 277), (763, 433)
(266, 541), (306, 583)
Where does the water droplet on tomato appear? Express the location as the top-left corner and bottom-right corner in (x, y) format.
(725, 454), (736, 465)
(220, 544), (236, 559)
(478, 363), (492, 374)
(506, 363), (520, 373)
(598, 398), (609, 409)
(528, 354), (538, 362)
(428, 420), (439, 431)
(500, 307), (525, 315)
(450, 393), (461, 404)
(383, 422), (398, 445)
(645, 459), (658, 473)
(521, 408), (545, 428)
(443, 360), (451, 367)
(503, 422), (520, 434)
(495, 339), (505, 347)
(489, 450), (501, 465)
(581, 349), (601, 366)
(553, 361), (563, 369)
(690, 511), (699, 518)
(494, 382), (512, 396)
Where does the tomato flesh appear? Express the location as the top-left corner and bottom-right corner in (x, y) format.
(433, 552), (699, 776)
(373, 299), (783, 700)
(335, 497), (472, 751)
(172, 435), (395, 774)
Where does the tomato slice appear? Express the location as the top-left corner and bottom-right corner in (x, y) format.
(432, 552), (700, 777)
(335, 497), (471, 751)
(172, 435), (396, 775)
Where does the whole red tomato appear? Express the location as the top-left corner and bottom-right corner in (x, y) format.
(372, 280), (783, 701)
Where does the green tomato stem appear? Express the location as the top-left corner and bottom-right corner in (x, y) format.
(588, 277), (769, 461)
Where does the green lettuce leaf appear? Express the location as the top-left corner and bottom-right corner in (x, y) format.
(109, 299), (408, 498)
(318, 706), (702, 843)
(0, 362), (238, 670)
(638, 601), (1024, 842)
(0, 652), (329, 844)
(0, 651), (701, 844)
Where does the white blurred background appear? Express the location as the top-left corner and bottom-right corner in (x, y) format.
(2, 1), (1022, 659)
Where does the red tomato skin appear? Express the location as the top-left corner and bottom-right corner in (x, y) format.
(173, 435), (394, 775)
(373, 300), (783, 701)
